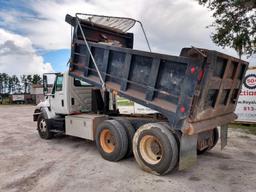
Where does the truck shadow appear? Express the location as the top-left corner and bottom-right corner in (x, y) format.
(50, 134), (95, 149)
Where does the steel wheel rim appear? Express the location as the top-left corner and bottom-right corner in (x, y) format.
(100, 129), (115, 153)
(39, 119), (47, 132)
(139, 135), (163, 165)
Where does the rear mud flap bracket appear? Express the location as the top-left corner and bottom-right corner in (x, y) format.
(221, 124), (228, 150)
(179, 134), (197, 170)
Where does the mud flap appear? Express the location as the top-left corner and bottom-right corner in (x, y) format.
(179, 134), (198, 170)
(221, 124), (228, 150)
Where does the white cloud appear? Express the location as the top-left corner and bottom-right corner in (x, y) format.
(0, 28), (54, 75)
(0, 0), (145, 50)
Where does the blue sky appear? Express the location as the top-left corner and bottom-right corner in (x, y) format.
(0, 0), (254, 75)
(42, 49), (69, 72)
(0, 0), (71, 73)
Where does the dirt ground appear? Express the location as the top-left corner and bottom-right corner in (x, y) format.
(0, 105), (256, 192)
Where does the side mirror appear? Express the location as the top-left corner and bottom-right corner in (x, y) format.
(43, 75), (48, 95)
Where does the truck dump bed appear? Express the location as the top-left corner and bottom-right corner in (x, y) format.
(66, 14), (248, 133)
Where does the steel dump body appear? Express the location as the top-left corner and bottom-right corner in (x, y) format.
(67, 15), (248, 133)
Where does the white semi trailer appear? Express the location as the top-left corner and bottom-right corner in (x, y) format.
(12, 94), (25, 104)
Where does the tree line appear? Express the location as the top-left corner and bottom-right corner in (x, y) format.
(0, 73), (42, 94)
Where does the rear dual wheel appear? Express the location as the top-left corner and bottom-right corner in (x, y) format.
(115, 117), (135, 157)
(133, 123), (178, 175)
(96, 120), (179, 175)
(96, 120), (129, 162)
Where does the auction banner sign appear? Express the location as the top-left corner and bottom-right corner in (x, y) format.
(235, 68), (256, 123)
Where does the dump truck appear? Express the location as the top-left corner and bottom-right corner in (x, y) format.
(33, 13), (249, 175)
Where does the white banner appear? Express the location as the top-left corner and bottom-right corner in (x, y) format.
(134, 103), (157, 114)
(12, 94), (25, 101)
(235, 68), (256, 123)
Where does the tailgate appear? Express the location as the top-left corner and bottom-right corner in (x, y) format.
(181, 48), (248, 129)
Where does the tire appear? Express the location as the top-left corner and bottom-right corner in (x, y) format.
(197, 127), (219, 155)
(115, 117), (135, 157)
(95, 120), (128, 162)
(37, 113), (53, 139)
(133, 123), (178, 175)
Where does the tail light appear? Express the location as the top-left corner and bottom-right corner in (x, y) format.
(180, 106), (186, 113)
(198, 70), (204, 81)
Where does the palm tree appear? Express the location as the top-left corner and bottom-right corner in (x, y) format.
(0, 73), (3, 94)
(26, 75), (32, 93)
(20, 75), (28, 93)
(32, 74), (42, 85)
(11, 75), (18, 93)
(8, 76), (13, 94)
(2, 73), (8, 94)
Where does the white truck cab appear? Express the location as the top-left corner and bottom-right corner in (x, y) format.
(43, 72), (92, 115)
(33, 72), (107, 140)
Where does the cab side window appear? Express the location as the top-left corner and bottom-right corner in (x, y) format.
(55, 75), (63, 92)
(74, 78), (91, 87)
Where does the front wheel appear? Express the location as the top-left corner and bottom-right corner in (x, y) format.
(37, 113), (53, 139)
(133, 123), (178, 175)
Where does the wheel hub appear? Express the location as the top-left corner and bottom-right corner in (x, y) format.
(139, 135), (163, 164)
(100, 129), (115, 153)
(39, 119), (47, 132)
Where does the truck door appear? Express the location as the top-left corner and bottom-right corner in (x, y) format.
(50, 74), (67, 114)
(69, 77), (93, 113)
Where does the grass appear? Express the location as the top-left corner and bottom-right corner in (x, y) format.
(0, 98), (11, 104)
(117, 99), (134, 106)
(229, 123), (256, 135)
(116, 96), (134, 106)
